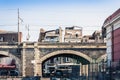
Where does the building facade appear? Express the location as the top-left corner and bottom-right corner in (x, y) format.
(82, 30), (103, 43)
(64, 26), (82, 43)
(0, 30), (22, 43)
(102, 8), (120, 63)
(82, 35), (94, 43)
(38, 26), (104, 69)
(38, 27), (62, 42)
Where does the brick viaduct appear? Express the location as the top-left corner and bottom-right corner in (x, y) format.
(0, 42), (106, 77)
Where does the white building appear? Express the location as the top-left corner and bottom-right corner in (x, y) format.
(102, 8), (120, 64)
(64, 26), (82, 43)
(38, 27), (62, 42)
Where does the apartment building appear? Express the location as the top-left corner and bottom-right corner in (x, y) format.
(102, 8), (120, 62)
(64, 26), (82, 43)
(38, 27), (62, 42)
(0, 30), (22, 43)
(82, 30), (103, 43)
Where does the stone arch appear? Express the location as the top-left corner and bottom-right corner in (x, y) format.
(0, 51), (21, 75)
(38, 50), (93, 77)
(8, 53), (21, 69)
(0, 51), (9, 57)
(97, 54), (107, 62)
(40, 50), (93, 63)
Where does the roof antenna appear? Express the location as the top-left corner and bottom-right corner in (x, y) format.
(18, 8), (20, 44)
(18, 8), (23, 44)
(25, 25), (30, 41)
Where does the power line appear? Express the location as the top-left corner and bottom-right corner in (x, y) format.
(0, 9), (17, 11)
(0, 24), (101, 27)
(0, 25), (17, 26)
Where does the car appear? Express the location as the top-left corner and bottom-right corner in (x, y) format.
(55, 70), (63, 78)
(9, 70), (19, 76)
(0, 70), (9, 76)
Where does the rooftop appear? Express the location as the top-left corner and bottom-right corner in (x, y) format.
(103, 8), (120, 26)
(65, 26), (82, 30)
(0, 30), (18, 34)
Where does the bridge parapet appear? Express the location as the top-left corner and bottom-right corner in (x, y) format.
(0, 42), (106, 48)
(21, 42), (106, 49)
(0, 42), (106, 77)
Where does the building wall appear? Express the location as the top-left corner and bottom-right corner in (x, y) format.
(104, 21), (120, 66)
(0, 32), (22, 43)
(64, 27), (82, 43)
(103, 8), (120, 63)
(65, 38), (82, 43)
(113, 24), (120, 61)
(106, 25), (112, 62)
(38, 27), (62, 42)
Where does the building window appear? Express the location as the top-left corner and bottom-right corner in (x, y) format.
(66, 57), (70, 62)
(0, 37), (4, 42)
(76, 34), (78, 38)
(56, 57), (59, 61)
(55, 29), (59, 34)
(85, 39), (87, 42)
(12, 38), (15, 42)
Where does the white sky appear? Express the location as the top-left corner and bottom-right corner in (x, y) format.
(0, 0), (120, 41)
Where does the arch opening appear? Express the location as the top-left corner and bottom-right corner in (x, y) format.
(40, 50), (92, 78)
(40, 50), (92, 63)
(42, 54), (90, 65)
(0, 51), (21, 76)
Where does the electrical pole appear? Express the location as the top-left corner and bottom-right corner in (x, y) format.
(26, 25), (30, 41)
(18, 8), (20, 44)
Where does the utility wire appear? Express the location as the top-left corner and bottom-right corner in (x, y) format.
(0, 24), (101, 28)
(0, 25), (17, 26)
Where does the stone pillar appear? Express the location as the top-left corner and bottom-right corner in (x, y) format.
(86, 65), (88, 76)
(22, 43), (26, 77)
(39, 63), (42, 77)
(84, 65), (88, 76)
(82, 65), (88, 76)
(34, 43), (42, 76)
(88, 64), (90, 80)
(80, 63), (82, 76)
(81, 64), (83, 76)
(83, 65), (85, 76)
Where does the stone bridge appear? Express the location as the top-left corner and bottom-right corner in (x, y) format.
(0, 42), (106, 77)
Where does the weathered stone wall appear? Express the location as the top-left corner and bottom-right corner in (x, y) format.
(0, 42), (106, 77)
(24, 48), (34, 76)
(40, 48), (106, 60)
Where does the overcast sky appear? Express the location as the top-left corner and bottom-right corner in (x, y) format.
(0, 0), (120, 41)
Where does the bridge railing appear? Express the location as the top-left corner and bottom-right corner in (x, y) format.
(0, 76), (41, 80)
(0, 42), (106, 47)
